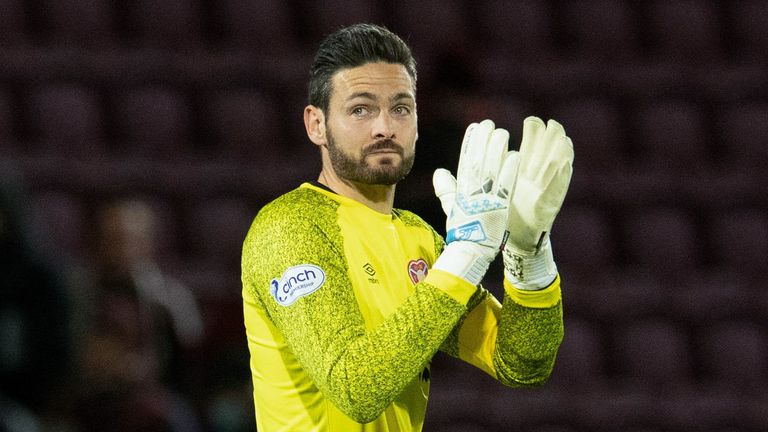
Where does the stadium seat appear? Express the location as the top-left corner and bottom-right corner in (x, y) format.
(124, 0), (203, 48)
(214, 0), (298, 52)
(730, 0), (768, 60)
(0, 86), (14, 144)
(552, 206), (615, 272)
(716, 102), (768, 167)
(670, 269), (761, 324)
(660, 389), (758, 431)
(0, 0), (27, 46)
(29, 191), (86, 263)
(183, 197), (255, 274)
(645, 0), (722, 60)
(622, 207), (699, 275)
(587, 270), (668, 321)
(708, 208), (768, 274)
(26, 84), (106, 157)
(389, 0), (468, 54)
(697, 321), (768, 395)
(110, 86), (192, 158)
(201, 89), (283, 161)
(548, 317), (606, 390)
(473, 0), (553, 57)
(44, 0), (117, 46)
(611, 319), (693, 389)
(630, 100), (710, 171)
(302, 0), (385, 42)
(552, 98), (627, 172)
(560, 0), (640, 59)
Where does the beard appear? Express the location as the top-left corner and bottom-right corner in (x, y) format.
(326, 128), (415, 186)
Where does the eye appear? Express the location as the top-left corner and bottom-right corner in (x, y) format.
(351, 106), (370, 117)
(393, 105), (412, 116)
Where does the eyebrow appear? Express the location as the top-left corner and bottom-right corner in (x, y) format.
(346, 92), (415, 104)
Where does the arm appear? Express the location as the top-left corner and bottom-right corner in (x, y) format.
(440, 277), (563, 387)
(437, 116), (572, 386)
(243, 203), (476, 423)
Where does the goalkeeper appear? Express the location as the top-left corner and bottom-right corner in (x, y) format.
(241, 23), (574, 432)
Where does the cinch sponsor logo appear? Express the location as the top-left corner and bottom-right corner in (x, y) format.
(270, 264), (326, 306)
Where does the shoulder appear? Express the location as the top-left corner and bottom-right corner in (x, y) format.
(253, 187), (339, 230)
(245, 186), (342, 250)
(393, 208), (433, 230)
(393, 208), (445, 253)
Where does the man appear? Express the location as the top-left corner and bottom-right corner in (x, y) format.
(241, 23), (573, 431)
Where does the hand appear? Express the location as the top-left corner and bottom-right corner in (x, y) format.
(503, 116), (574, 289)
(432, 119), (520, 286)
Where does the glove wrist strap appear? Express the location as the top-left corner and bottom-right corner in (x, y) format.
(433, 242), (493, 286)
(502, 237), (558, 290)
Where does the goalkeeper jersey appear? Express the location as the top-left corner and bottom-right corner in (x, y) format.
(241, 182), (563, 432)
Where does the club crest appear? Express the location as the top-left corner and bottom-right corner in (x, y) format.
(408, 258), (429, 284)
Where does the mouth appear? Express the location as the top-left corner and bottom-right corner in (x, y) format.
(364, 140), (404, 157)
(367, 149), (401, 155)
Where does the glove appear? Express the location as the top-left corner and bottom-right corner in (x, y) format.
(432, 119), (520, 286)
(502, 116), (574, 290)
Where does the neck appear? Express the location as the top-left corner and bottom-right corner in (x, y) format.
(318, 169), (395, 214)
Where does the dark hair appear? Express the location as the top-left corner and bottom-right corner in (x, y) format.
(308, 23), (417, 113)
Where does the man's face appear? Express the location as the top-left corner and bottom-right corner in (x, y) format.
(323, 62), (417, 186)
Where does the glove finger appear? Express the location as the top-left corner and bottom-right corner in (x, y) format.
(457, 119), (494, 193)
(518, 116), (546, 179)
(496, 150), (520, 201)
(543, 119), (566, 145)
(433, 168), (457, 216)
(539, 162), (573, 230)
(455, 122), (477, 189)
(484, 127), (510, 186)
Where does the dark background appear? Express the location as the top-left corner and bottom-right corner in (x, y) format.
(1, 1), (767, 431)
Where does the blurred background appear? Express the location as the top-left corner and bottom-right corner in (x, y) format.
(1, 0), (767, 431)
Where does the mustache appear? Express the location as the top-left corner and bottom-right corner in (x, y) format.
(363, 139), (404, 156)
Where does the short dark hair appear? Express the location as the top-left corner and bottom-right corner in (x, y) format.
(308, 23), (417, 113)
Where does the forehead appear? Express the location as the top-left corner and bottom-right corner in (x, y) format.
(330, 62), (415, 103)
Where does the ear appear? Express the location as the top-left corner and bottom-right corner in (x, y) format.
(304, 105), (327, 146)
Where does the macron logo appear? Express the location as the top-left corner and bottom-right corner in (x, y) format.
(270, 264), (326, 306)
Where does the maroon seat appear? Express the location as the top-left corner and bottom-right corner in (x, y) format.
(561, 0), (640, 59)
(612, 319), (693, 389)
(124, 0), (203, 47)
(645, 0), (722, 60)
(622, 207), (699, 275)
(111, 86), (191, 158)
(26, 84), (105, 156)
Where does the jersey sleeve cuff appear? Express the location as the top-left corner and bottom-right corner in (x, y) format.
(503, 274), (561, 309)
(425, 268), (478, 305)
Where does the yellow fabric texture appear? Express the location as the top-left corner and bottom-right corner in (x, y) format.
(241, 183), (564, 431)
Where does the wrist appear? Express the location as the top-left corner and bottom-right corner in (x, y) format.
(502, 237), (558, 290)
(433, 241), (494, 286)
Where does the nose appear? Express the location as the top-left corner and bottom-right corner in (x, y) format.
(371, 111), (395, 139)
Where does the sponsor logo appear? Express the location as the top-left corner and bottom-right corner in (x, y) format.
(446, 220), (487, 243)
(408, 258), (429, 284)
(270, 264), (326, 306)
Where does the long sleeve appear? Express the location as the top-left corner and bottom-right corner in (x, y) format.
(440, 276), (563, 387)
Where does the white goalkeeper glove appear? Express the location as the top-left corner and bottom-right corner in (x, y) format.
(502, 116), (574, 290)
(432, 119), (520, 286)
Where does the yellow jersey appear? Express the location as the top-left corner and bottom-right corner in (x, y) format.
(241, 183), (563, 431)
